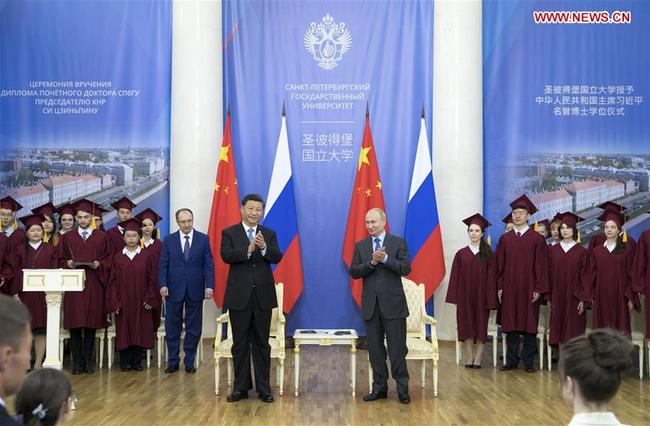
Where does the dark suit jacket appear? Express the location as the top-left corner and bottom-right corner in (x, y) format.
(221, 224), (283, 311)
(0, 404), (20, 426)
(349, 234), (411, 321)
(158, 230), (214, 302)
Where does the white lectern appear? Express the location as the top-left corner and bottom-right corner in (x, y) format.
(22, 269), (85, 369)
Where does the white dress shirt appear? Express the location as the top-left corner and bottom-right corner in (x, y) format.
(122, 246), (142, 261)
(29, 241), (43, 250)
(560, 240), (577, 253)
(567, 411), (623, 426)
(180, 229), (194, 252)
(468, 243), (480, 255)
(78, 226), (93, 239)
(243, 222), (267, 257)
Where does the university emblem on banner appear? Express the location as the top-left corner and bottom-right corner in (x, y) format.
(304, 14), (351, 70)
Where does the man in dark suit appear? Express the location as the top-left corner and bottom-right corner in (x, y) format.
(350, 208), (411, 404)
(159, 208), (214, 374)
(221, 194), (282, 403)
(0, 294), (32, 426)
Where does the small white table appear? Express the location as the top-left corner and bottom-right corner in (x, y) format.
(293, 329), (358, 397)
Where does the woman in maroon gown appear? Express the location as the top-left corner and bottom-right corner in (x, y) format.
(135, 208), (163, 332)
(107, 218), (158, 372)
(633, 209), (650, 339)
(12, 214), (59, 369)
(582, 209), (638, 335)
(548, 212), (588, 347)
(446, 213), (497, 368)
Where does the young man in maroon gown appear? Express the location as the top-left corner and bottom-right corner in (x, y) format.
(446, 213), (497, 368)
(135, 208), (163, 332)
(107, 218), (158, 372)
(59, 199), (112, 374)
(0, 196), (25, 295)
(548, 212), (588, 347)
(582, 209), (637, 335)
(493, 194), (549, 373)
(106, 196), (137, 255)
(11, 214), (59, 369)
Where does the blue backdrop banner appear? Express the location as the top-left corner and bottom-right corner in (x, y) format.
(223, 0), (434, 333)
(484, 0), (649, 245)
(0, 0), (172, 234)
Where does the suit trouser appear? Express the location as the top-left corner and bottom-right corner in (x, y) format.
(119, 345), (144, 368)
(506, 331), (537, 368)
(165, 297), (203, 368)
(365, 305), (409, 394)
(229, 288), (272, 395)
(69, 328), (96, 369)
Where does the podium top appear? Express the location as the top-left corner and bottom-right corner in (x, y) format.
(22, 269), (85, 292)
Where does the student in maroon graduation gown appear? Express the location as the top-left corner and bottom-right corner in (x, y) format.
(633, 210), (650, 340)
(106, 197), (136, 255)
(107, 218), (158, 372)
(581, 209), (638, 336)
(93, 205), (108, 232)
(57, 204), (76, 237)
(550, 213), (562, 245)
(493, 194), (549, 373)
(588, 202), (626, 250)
(59, 199), (112, 375)
(10, 214), (59, 369)
(31, 202), (59, 247)
(548, 212), (588, 348)
(536, 219), (550, 240)
(0, 196), (25, 296)
(446, 213), (497, 368)
(135, 208), (163, 331)
(502, 213), (515, 234)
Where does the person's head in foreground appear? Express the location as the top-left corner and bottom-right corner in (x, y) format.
(15, 368), (74, 426)
(0, 294), (32, 402)
(559, 328), (632, 425)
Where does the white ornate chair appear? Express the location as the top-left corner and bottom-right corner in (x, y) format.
(368, 278), (439, 397)
(214, 283), (286, 395)
(455, 310), (499, 368)
(631, 298), (646, 380)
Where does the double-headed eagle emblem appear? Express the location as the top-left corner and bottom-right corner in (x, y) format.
(304, 14), (352, 70)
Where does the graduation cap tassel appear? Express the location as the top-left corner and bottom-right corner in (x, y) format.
(576, 230), (581, 244)
(622, 216), (628, 243)
(156, 228), (160, 239)
(12, 218), (17, 230)
(140, 238), (145, 249)
(534, 221), (539, 232)
(91, 216), (97, 231)
(43, 232), (49, 243)
(487, 234), (492, 247)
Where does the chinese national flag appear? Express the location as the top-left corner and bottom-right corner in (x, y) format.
(208, 111), (241, 307)
(341, 108), (389, 306)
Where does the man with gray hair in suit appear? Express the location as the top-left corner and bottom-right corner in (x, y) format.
(349, 208), (411, 404)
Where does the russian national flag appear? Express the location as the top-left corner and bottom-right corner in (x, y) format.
(263, 105), (304, 313)
(404, 111), (446, 303)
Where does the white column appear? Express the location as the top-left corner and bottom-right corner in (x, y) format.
(170, 0), (222, 338)
(433, 0), (483, 341)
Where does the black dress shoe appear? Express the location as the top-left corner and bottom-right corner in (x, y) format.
(132, 365), (143, 372)
(363, 391), (387, 402)
(259, 394), (274, 403)
(72, 367), (83, 375)
(120, 366), (132, 372)
(398, 393), (411, 404)
(499, 364), (518, 371)
(525, 367), (536, 373)
(464, 364), (473, 369)
(84, 366), (95, 374)
(165, 366), (179, 374)
(185, 365), (197, 374)
(226, 391), (249, 402)
(472, 364), (482, 369)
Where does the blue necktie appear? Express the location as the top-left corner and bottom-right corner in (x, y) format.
(248, 228), (255, 242)
(374, 238), (381, 251)
(183, 235), (191, 261)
